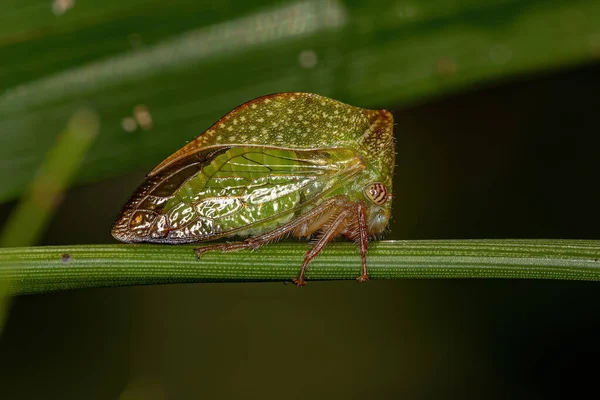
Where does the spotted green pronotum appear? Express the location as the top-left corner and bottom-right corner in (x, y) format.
(112, 93), (395, 285)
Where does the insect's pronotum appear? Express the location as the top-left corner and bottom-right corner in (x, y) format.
(112, 93), (395, 286)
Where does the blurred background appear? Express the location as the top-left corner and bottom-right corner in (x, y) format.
(1, 0), (600, 398)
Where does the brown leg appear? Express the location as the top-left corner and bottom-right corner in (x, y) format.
(355, 201), (370, 283)
(195, 241), (253, 257)
(194, 196), (346, 258)
(293, 203), (353, 287)
(292, 205), (339, 238)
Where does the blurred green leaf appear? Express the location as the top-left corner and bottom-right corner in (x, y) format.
(1, 0), (600, 203)
(0, 240), (599, 295)
(0, 108), (99, 247)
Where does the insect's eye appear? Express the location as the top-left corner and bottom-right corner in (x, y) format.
(364, 183), (389, 205)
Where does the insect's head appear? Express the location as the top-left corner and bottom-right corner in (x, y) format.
(363, 182), (392, 234)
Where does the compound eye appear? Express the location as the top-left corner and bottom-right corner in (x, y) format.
(364, 183), (388, 205)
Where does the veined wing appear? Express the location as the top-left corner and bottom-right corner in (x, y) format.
(112, 146), (364, 243)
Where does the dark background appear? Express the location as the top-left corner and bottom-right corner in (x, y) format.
(1, 1), (600, 399)
(1, 62), (598, 399)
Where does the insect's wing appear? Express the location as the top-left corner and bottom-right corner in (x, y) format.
(111, 146), (229, 243)
(112, 146), (364, 243)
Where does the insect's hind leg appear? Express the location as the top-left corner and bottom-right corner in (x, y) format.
(194, 196), (347, 259)
(194, 241), (255, 258)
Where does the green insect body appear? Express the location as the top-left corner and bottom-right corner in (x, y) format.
(112, 93), (395, 285)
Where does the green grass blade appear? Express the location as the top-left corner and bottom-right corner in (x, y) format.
(0, 240), (598, 295)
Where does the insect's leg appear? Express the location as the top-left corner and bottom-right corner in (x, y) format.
(293, 203), (353, 287)
(194, 196), (346, 258)
(291, 205), (339, 237)
(194, 241), (253, 257)
(355, 201), (370, 283)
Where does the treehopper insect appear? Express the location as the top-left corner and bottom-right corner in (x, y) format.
(112, 93), (395, 286)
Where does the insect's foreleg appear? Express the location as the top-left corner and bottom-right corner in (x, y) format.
(340, 201), (370, 282)
(355, 201), (369, 282)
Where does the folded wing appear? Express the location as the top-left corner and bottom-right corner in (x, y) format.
(112, 146), (364, 243)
